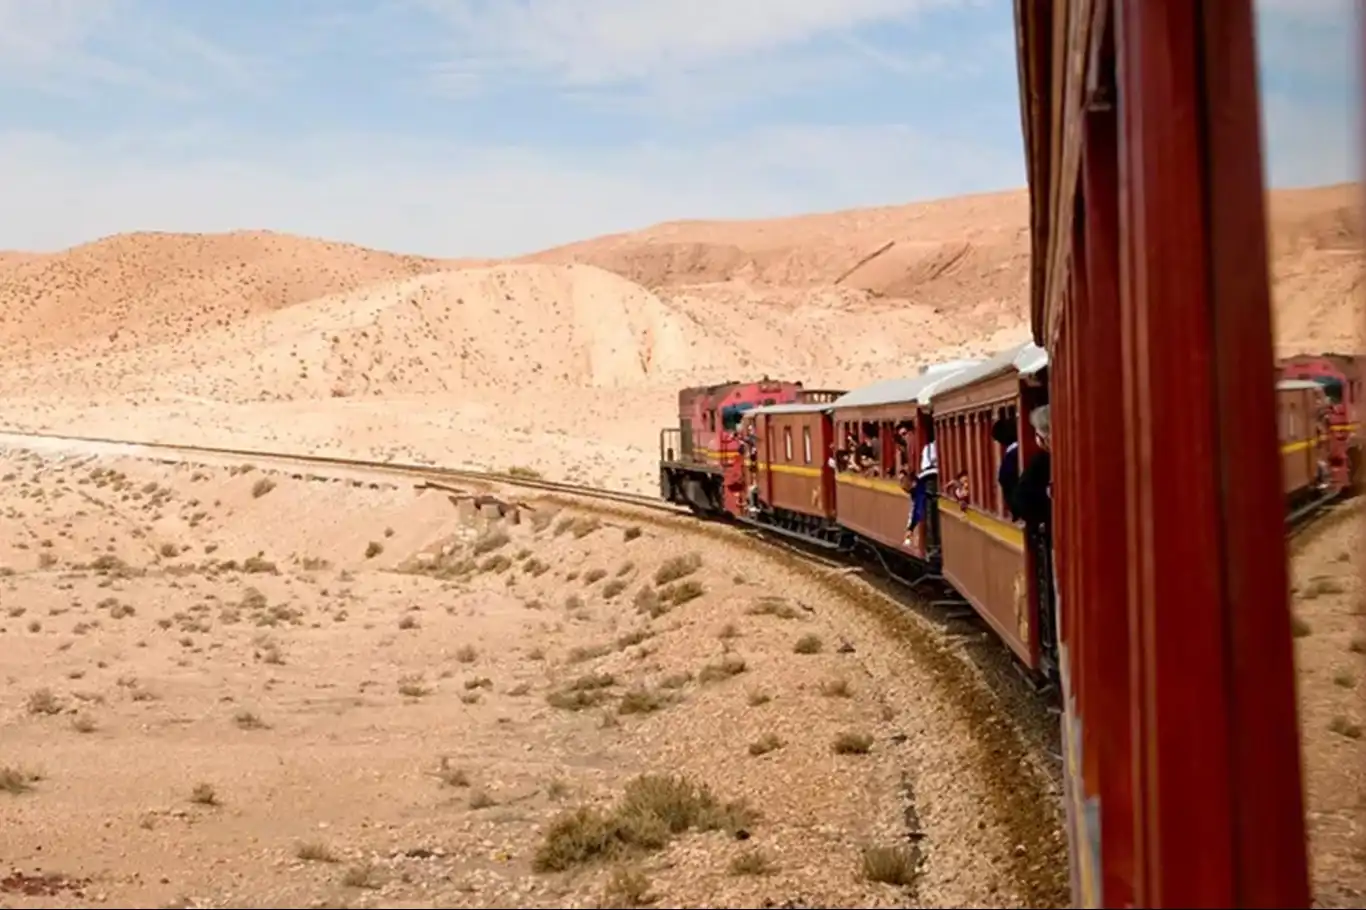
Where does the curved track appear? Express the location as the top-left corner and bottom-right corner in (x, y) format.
(0, 430), (685, 515)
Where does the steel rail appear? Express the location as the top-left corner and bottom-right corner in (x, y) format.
(0, 429), (687, 515)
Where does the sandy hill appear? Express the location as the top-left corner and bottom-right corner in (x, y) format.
(0, 230), (475, 357)
(523, 189), (1031, 306)
(526, 184), (1362, 358)
(1264, 184), (1363, 355)
(0, 184), (1356, 491)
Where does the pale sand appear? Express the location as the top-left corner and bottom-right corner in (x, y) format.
(0, 444), (1052, 908)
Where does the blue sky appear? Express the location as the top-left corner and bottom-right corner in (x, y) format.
(0, 0), (1356, 256)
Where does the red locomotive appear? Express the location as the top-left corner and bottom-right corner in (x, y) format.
(658, 377), (804, 516)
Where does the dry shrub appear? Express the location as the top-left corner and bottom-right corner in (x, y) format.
(861, 845), (920, 886)
(698, 655), (747, 684)
(533, 774), (756, 872)
(654, 553), (702, 585)
(547, 673), (616, 711)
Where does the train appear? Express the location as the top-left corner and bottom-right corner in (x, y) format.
(1278, 352), (1364, 488)
(657, 343), (1346, 680)
(663, 1), (1347, 903)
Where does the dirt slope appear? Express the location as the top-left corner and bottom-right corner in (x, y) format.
(0, 231), (475, 357)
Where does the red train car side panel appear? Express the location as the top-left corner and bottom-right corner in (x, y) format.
(754, 405), (833, 518)
(1014, 0), (1310, 906)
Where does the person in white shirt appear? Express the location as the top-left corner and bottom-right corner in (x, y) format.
(904, 425), (941, 553)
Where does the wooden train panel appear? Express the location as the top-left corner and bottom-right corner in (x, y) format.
(833, 474), (913, 554)
(1276, 380), (1325, 499)
(937, 500), (1031, 662)
(755, 406), (833, 518)
(1014, 0), (1311, 905)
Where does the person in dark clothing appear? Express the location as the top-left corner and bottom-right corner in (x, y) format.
(992, 415), (1020, 517)
(1011, 405), (1056, 666)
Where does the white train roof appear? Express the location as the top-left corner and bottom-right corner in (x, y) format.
(924, 341), (1049, 403)
(830, 360), (985, 410)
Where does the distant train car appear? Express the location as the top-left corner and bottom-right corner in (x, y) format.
(1279, 352), (1364, 487)
(741, 389), (846, 544)
(748, 402), (839, 537)
(659, 377), (803, 515)
(927, 341), (1051, 672)
(828, 362), (979, 562)
(1275, 379), (1330, 504)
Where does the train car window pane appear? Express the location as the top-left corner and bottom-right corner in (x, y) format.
(784, 427), (793, 461)
(802, 427), (812, 464)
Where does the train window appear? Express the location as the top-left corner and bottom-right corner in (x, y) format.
(1314, 377), (1344, 404)
(784, 427), (793, 461)
(721, 403), (754, 431)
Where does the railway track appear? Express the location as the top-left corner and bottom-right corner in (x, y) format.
(0, 429), (686, 516)
(1287, 488), (1356, 539)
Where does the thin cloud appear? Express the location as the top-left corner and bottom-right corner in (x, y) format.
(415, 0), (969, 89)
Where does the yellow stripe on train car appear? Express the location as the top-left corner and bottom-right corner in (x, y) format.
(937, 497), (1026, 550)
(835, 472), (905, 496)
(762, 463), (823, 478)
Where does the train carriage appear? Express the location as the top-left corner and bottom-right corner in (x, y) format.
(1275, 379), (1329, 505)
(927, 341), (1049, 670)
(750, 402), (839, 541)
(1279, 353), (1364, 488)
(828, 363), (978, 561)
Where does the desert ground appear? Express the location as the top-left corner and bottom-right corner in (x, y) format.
(0, 442), (1067, 908)
(0, 184), (1360, 908)
(1290, 509), (1366, 909)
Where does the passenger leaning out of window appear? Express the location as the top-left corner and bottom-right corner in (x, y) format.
(992, 416), (1020, 518)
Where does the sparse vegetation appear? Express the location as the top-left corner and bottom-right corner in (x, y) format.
(833, 732), (874, 755)
(533, 774), (756, 872)
(698, 655), (747, 684)
(547, 673), (616, 711)
(861, 845), (920, 886)
(654, 553), (702, 585)
(190, 782), (219, 805)
(600, 867), (654, 908)
(295, 840), (338, 863)
(747, 596), (799, 620)
(618, 686), (670, 715)
(748, 733), (784, 756)
(819, 676), (853, 698)
(1329, 716), (1363, 740)
(0, 766), (39, 794)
